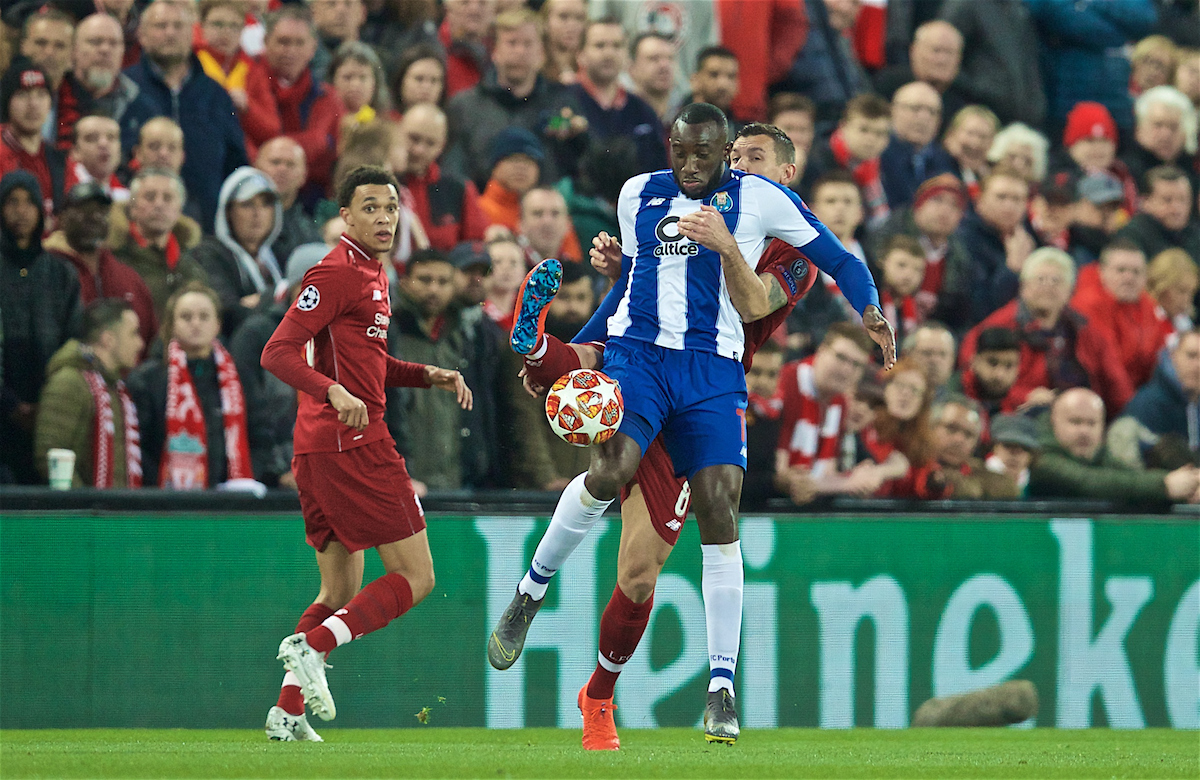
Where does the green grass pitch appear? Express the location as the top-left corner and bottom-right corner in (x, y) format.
(1, 728), (1196, 779)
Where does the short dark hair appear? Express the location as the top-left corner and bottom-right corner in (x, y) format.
(768, 92), (815, 124)
(81, 299), (134, 345)
(1100, 237), (1146, 264)
(673, 102), (729, 139)
(336, 165), (400, 209)
(583, 16), (626, 45)
(881, 234), (925, 261)
(736, 122), (796, 166)
(810, 169), (860, 201)
(932, 393), (983, 424)
(976, 327), (1021, 354)
(822, 321), (875, 356)
(755, 338), (784, 358)
(630, 30), (673, 60)
(695, 45), (737, 73)
(1142, 164), (1189, 196)
(843, 94), (891, 122)
(406, 248), (451, 273)
(265, 4), (313, 39)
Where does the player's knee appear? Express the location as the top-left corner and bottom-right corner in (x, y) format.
(408, 567), (435, 605)
(617, 564), (657, 604)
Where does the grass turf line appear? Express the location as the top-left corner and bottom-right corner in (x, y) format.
(1, 728), (1195, 779)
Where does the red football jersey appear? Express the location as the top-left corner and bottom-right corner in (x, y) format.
(742, 239), (815, 370)
(263, 235), (427, 454)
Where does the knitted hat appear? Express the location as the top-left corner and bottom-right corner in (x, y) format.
(1063, 102), (1118, 148)
(488, 127), (545, 171)
(913, 173), (966, 212)
(0, 57), (51, 124)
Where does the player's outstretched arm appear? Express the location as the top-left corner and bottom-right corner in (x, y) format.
(425, 365), (473, 410)
(862, 306), (897, 370)
(679, 205), (778, 322)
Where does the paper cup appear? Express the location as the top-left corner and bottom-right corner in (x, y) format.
(47, 448), (76, 490)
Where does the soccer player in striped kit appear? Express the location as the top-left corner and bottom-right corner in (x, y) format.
(490, 111), (896, 747)
(260, 165), (472, 741)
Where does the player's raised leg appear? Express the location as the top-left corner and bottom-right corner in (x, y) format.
(488, 434), (642, 669)
(511, 258), (563, 355)
(579, 483), (673, 750)
(690, 463), (745, 744)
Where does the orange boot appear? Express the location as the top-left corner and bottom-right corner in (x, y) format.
(577, 685), (620, 750)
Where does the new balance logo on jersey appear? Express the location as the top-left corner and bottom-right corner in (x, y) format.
(666, 519), (682, 532)
(372, 290), (383, 301)
(648, 197), (666, 206)
(654, 215), (699, 257)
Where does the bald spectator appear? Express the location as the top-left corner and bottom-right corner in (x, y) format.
(254, 137), (321, 269)
(125, 0), (249, 231)
(130, 116), (184, 175)
(109, 168), (207, 319)
(437, 0), (496, 99)
(880, 81), (954, 210)
(939, 0), (1045, 128)
(1071, 239), (1169, 388)
(0, 59), (66, 219)
(627, 31), (681, 129)
(1121, 85), (1199, 192)
(875, 20), (969, 123)
(518, 186), (583, 265)
(56, 13), (155, 154)
(445, 8), (587, 188)
(568, 18), (666, 174)
(928, 395), (1018, 499)
(19, 8), (73, 145)
(774, 0), (873, 138)
(960, 247), (1135, 418)
(687, 46), (741, 125)
(63, 115), (128, 202)
(1107, 328), (1200, 470)
(307, 0), (368, 82)
(398, 103), (487, 252)
(1116, 165), (1200, 262)
(241, 6), (345, 194)
(1029, 388), (1198, 504)
(956, 167), (1034, 325)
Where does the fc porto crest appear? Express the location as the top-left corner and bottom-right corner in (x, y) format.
(711, 191), (733, 213)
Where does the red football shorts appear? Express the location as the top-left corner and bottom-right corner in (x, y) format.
(293, 439), (426, 553)
(620, 435), (691, 546)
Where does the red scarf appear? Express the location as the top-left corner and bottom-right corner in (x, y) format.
(83, 368), (142, 488)
(162, 339), (253, 489)
(129, 221), (180, 270)
(829, 128), (889, 227)
(781, 359), (845, 477)
(881, 290), (920, 342)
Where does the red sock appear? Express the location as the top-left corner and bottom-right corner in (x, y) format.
(587, 584), (653, 700)
(277, 603), (336, 715)
(305, 573), (414, 655)
(524, 334), (582, 389)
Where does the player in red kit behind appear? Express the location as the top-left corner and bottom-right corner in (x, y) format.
(259, 165), (472, 741)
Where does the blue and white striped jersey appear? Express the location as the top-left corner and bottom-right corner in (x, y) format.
(608, 168), (880, 361)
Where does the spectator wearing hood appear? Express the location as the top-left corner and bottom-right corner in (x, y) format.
(0, 58), (66, 220)
(43, 182), (158, 355)
(184, 166), (283, 337)
(124, 0), (249, 232)
(0, 169), (82, 484)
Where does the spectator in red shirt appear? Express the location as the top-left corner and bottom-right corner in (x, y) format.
(63, 114), (129, 203)
(398, 103), (486, 253)
(950, 326), (1022, 423)
(960, 247), (1136, 418)
(0, 60), (65, 220)
(438, 0), (495, 99)
(241, 6), (345, 195)
(718, 0), (808, 123)
(43, 182), (158, 356)
(1071, 238), (1168, 389)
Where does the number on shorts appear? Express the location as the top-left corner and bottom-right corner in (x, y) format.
(675, 481), (692, 519)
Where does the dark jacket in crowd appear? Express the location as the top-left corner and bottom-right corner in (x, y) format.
(387, 292), (502, 490)
(54, 71), (158, 156)
(567, 82), (668, 175)
(108, 209), (208, 320)
(0, 171), (82, 484)
(939, 0), (1046, 128)
(1115, 213), (1200, 268)
(124, 54), (250, 230)
(229, 305), (296, 487)
(444, 69), (588, 189)
(1029, 438), (1171, 504)
(955, 210), (1021, 327)
(1119, 143), (1200, 196)
(1120, 349), (1197, 447)
(879, 136), (956, 211)
(271, 201), (322, 276)
(126, 351), (229, 487)
(402, 162), (488, 253)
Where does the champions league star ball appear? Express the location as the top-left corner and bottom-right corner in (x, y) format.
(545, 369), (624, 447)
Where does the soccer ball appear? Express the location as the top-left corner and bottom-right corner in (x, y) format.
(545, 369), (624, 447)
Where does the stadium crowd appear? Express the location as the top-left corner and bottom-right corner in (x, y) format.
(1, 0), (1198, 507)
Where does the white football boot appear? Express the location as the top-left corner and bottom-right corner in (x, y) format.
(277, 634), (337, 721)
(264, 705), (324, 742)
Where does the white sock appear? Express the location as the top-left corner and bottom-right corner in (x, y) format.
(281, 670), (300, 689)
(702, 541), (743, 695)
(517, 473), (612, 600)
(528, 335), (549, 359)
(317, 613), (353, 648)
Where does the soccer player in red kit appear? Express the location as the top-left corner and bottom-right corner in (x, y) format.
(259, 165), (473, 741)
(490, 124), (894, 749)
